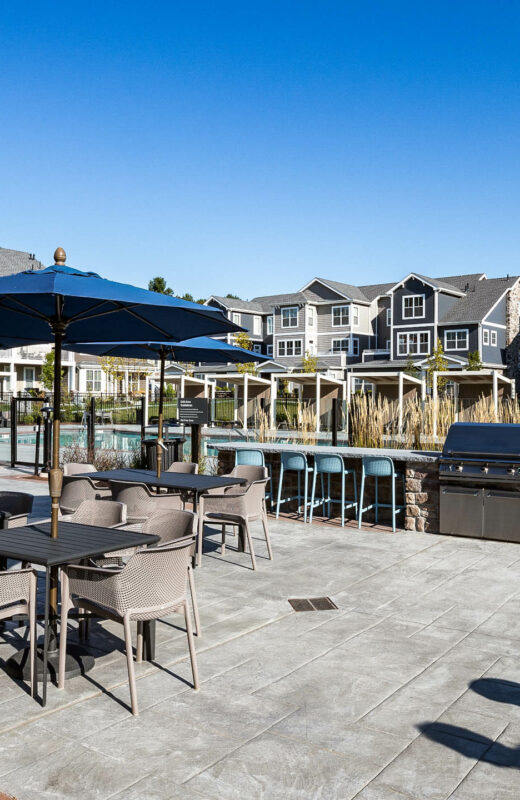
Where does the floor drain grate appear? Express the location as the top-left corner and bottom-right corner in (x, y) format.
(288, 597), (338, 612)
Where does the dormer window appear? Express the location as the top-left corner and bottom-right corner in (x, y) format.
(402, 295), (425, 319)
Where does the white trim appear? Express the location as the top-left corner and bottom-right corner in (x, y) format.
(281, 306), (299, 328)
(393, 322), (434, 328)
(483, 321), (506, 329)
(352, 305), (359, 328)
(444, 328), (469, 351)
(331, 337), (350, 354)
(402, 294), (426, 320)
(483, 328), (489, 346)
(331, 304), (351, 327)
(386, 272), (464, 296)
(266, 315), (273, 335)
(299, 277), (350, 299)
(232, 312), (241, 325)
(277, 339), (303, 357)
(386, 308), (391, 327)
(491, 330), (498, 347)
(266, 344), (273, 357)
(482, 283), (518, 322)
(397, 330), (430, 356)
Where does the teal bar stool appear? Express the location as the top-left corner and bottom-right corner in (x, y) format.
(309, 454), (358, 527)
(235, 449), (272, 509)
(276, 451), (313, 522)
(357, 455), (405, 533)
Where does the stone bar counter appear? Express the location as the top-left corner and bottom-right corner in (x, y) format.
(213, 442), (441, 533)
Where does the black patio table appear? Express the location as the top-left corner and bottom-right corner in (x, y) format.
(0, 522), (159, 706)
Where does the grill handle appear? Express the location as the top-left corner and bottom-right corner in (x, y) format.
(445, 450), (520, 459)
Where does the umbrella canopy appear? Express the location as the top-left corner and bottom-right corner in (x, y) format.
(62, 336), (265, 363)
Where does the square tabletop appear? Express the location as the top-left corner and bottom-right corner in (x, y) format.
(82, 468), (246, 493)
(0, 522), (160, 567)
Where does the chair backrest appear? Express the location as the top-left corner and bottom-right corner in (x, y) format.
(281, 451), (307, 472)
(362, 455), (395, 478)
(314, 454), (344, 475)
(60, 476), (99, 513)
(66, 499), (126, 527)
(63, 462), (96, 476)
(142, 509), (196, 544)
(229, 465), (268, 484)
(109, 481), (154, 521)
(243, 479), (269, 518)
(0, 491), (34, 516)
(119, 535), (196, 613)
(167, 461), (198, 474)
(235, 449), (265, 467)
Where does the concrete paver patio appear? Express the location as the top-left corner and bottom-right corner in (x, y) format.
(0, 468), (519, 798)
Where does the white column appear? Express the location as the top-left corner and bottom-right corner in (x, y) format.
(346, 372), (352, 439)
(233, 384), (238, 422)
(243, 374), (248, 431)
(270, 376), (277, 429)
(315, 373), (321, 433)
(180, 375), (185, 399)
(454, 379), (459, 422)
(398, 371), (404, 435)
(10, 362), (16, 395)
(492, 371), (499, 419)
(144, 376), (149, 424)
(432, 372), (438, 441)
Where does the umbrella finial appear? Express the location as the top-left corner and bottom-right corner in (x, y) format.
(54, 247), (66, 265)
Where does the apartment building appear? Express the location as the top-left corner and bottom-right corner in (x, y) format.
(206, 270), (520, 378)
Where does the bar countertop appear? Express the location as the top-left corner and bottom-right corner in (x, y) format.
(213, 441), (440, 463)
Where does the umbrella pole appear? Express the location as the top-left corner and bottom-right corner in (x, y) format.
(156, 351), (165, 477)
(50, 326), (64, 538)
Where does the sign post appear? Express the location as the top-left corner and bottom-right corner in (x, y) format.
(178, 398), (209, 465)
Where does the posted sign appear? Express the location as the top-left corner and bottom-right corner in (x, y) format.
(178, 398), (209, 426)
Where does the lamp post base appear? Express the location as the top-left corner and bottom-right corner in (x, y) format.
(5, 643), (95, 682)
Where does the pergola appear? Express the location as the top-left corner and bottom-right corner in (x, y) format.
(431, 369), (515, 436)
(204, 372), (272, 431)
(346, 370), (425, 436)
(271, 372), (346, 432)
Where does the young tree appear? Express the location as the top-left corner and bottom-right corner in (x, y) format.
(466, 350), (483, 371)
(234, 332), (257, 375)
(41, 348), (65, 391)
(99, 356), (124, 391)
(148, 276), (173, 295)
(425, 338), (448, 392)
(302, 350), (318, 373)
(404, 356), (420, 379)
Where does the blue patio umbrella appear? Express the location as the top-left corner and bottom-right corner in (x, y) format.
(63, 337), (265, 476)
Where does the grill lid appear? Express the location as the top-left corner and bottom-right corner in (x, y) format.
(442, 422), (520, 460)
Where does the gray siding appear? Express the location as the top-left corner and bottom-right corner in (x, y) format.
(393, 278), (435, 325)
(485, 294), (507, 325)
(303, 281), (346, 302)
(438, 292), (458, 320)
(274, 305), (305, 335)
(393, 325), (435, 360)
(439, 324), (479, 358)
(482, 325), (506, 364)
(374, 297), (391, 348)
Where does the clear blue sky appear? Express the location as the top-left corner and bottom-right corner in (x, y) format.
(1, 2), (520, 298)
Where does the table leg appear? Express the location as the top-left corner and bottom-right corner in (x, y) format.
(42, 567), (50, 707)
(142, 620), (156, 661)
(238, 524), (246, 553)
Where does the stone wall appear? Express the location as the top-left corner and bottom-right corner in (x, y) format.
(505, 282), (520, 391)
(217, 449), (440, 533)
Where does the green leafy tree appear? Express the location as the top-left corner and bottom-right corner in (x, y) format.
(148, 276), (173, 295)
(196, 298), (206, 304)
(404, 356), (420, 379)
(226, 293), (241, 299)
(179, 292), (194, 302)
(302, 350), (318, 373)
(234, 331), (257, 375)
(466, 350), (483, 371)
(425, 338), (448, 392)
(41, 348), (65, 391)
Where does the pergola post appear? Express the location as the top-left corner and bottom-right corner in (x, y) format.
(243, 373), (248, 431)
(432, 371), (438, 441)
(233, 384), (238, 423)
(270, 376), (277, 429)
(492, 370), (499, 420)
(398, 371), (404, 435)
(346, 372), (352, 440)
(315, 373), (321, 433)
(144, 376), (149, 425)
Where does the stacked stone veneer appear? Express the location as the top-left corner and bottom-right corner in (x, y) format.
(217, 450), (439, 533)
(505, 281), (520, 391)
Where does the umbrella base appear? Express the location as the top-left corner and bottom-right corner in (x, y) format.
(5, 643), (95, 682)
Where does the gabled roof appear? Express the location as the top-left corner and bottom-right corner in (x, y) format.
(251, 292), (308, 311)
(0, 247), (43, 276)
(300, 277), (370, 303)
(387, 272), (463, 296)
(207, 296), (265, 313)
(358, 282), (395, 302)
(435, 273), (486, 292)
(439, 277), (519, 324)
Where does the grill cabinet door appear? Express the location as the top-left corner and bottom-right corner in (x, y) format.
(483, 490), (520, 543)
(440, 486), (483, 537)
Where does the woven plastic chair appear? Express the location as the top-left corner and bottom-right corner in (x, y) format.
(64, 499), (127, 528)
(109, 480), (181, 523)
(309, 454), (358, 527)
(358, 455), (405, 533)
(59, 536), (199, 715)
(0, 568), (37, 697)
(235, 449), (273, 508)
(198, 478), (272, 570)
(0, 492), (34, 528)
(60, 476), (111, 515)
(142, 510), (200, 636)
(63, 463), (96, 476)
(166, 462), (199, 474)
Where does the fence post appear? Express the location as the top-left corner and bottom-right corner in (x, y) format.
(140, 396), (146, 445)
(10, 397), (16, 468)
(88, 397), (96, 462)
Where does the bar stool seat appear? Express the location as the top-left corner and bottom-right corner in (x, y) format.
(309, 453), (357, 527)
(276, 451), (314, 522)
(357, 455), (405, 533)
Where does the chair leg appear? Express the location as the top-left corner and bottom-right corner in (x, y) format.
(352, 470), (358, 514)
(320, 473), (325, 517)
(197, 501), (204, 567)
(244, 519), (257, 570)
(297, 470), (301, 513)
(184, 602), (200, 690)
(392, 475), (396, 533)
(276, 466), (284, 518)
(375, 476), (379, 524)
(188, 565), (201, 636)
(304, 469), (309, 523)
(328, 473), (332, 517)
(58, 571), (70, 690)
(309, 469), (317, 524)
(358, 472), (365, 529)
(123, 615), (138, 716)
(29, 572), (37, 698)
(341, 473), (345, 527)
(221, 524), (226, 555)
(261, 511), (273, 560)
(136, 622), (143, 663)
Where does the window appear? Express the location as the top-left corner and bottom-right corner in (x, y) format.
(332, 305), (350, 326)
(402, 295), (425, 319)
(444, 329), (468, 351)
(278, 340), (302, 357)
(266, 344), (273, 357)
(483, 329), (489, 345)
(23, 367), (35, 388)
(266, 315), (273, 335)
(352, 338), (359, 356)
(397, 331), (430, 355)
(86, 369), (102, 392)
(386, 308), (392, 326)
(332, 338), (359, 356)
(307, 307), (314, 326)
(386, 340), (391, 351)
(352, 306), (359, 326)
(253, 344), (262, 354)
(253, 316), (261, 336)
(281, 307), (298, 328)
(491, 330), (497, 347)
(232, 312), (241, 325)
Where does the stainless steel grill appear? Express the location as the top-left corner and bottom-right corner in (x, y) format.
(439, 422), (520, 542)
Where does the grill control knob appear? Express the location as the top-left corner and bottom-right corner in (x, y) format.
(457, 463), (464, 472)
(508, 467), (515, 475)
(481, 465), (489, 474)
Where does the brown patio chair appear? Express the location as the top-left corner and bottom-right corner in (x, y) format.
(60, 476), (111, 515)
(108, 480), (181, 523)
(166, 461), (198, 474)
(0, 568), (37, 697)
(63, 462), (96, 476)
(0, 492), (34, 528)
(59, 536), (199, 715)
(198, 478), (272, 570)
(142, 510), (200, 636)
